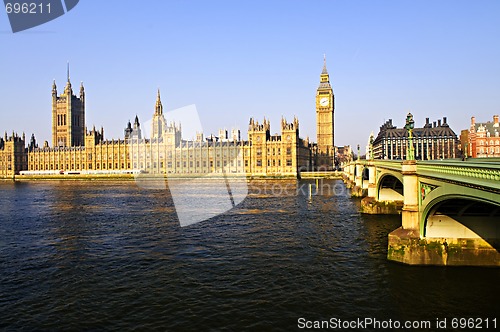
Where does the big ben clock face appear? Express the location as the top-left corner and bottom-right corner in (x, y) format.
(319, 97), (329, 106)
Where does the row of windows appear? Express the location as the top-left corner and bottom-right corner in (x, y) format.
(256, 159), (293, 167)
(31, 159), (248, 171)
(478, 147), (500, 154)
(477, 131), (500, 137)
(32, 163), (126, 171)
(478, 140), (500, 146)
(57, 114), (66, 126)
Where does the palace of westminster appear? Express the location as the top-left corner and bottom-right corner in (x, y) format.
(1, 58), (469, 178)
(0, 61), (338, 178)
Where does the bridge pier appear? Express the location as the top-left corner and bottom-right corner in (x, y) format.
(351, 162), (365, 197)
(367, 162), (376, 199)
(342, 163), (355, 188)
(360, 161), (403, 214)
(388, 160), (425, 264)
(401, 160), (419, 230)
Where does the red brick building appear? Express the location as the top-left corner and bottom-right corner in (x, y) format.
(466, 115), (500, 158)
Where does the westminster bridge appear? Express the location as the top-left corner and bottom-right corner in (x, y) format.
(343, 158), (500, 266)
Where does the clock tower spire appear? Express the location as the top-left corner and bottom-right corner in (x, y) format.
(315, 55), (335, 169)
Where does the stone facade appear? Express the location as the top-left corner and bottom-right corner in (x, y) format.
(23, 80), (314, 178)
(0, 133), (27, 178)
(26, 95), (311, 177)
(2, 60), (336, 178)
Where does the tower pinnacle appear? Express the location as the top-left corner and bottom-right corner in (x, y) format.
(322, 54), (328, 75)
(155, 88), (163, 116)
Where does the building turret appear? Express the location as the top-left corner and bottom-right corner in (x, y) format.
(52, 80), (57, 96)
(29, 133), (37, 151)
(133, 115), (142, 139)
(248, 117), (271, 142)
(155, 89), (163, 116)
(151, 89), (166, 139)
(124, 120), (133, 139)
(64, 63), (72, 95)
(79, 81), (85, 104)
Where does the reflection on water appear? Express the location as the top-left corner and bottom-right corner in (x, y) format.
(0, 180), (498, 330)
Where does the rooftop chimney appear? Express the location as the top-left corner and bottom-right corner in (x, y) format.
(494, 115), (499, 126)
(438, 119), (441, 126)
(443, 117), (447, 124)
(426, 118), (429, 124)
(471, 116), (476, 125)
(433, 121), (436, 128)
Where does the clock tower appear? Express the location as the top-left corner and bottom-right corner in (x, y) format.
(316, 55), (335, 168)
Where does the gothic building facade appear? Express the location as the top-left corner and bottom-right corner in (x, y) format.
(0, 132), (27, 177)
(1, 60), (336, 178)
(25, 88), (311, 177)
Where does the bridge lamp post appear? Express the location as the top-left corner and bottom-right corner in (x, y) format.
(405, 113), (415, 161)
(369, 135), (374, 160)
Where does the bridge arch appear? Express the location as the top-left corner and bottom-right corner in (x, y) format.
(377, 173), (403, 201)
(422, 195), (500, 249)
(361, 166), (370, 189)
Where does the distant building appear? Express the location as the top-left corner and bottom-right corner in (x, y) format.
(372, 117), (460, 160)
(335, 145), (353, 170)
(0, 132), (27, 177)
(27, 88), (312, 177)
(464, 115), (500, 158)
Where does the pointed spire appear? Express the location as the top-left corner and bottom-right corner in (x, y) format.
(134, 115), (140, 126)
(67, 61), (70, 82)
(154, 88), (163, 116)
(80, 81), (85, 98)
(52, 79), (57, 95)
(322, 54), (328, 75)
(318, 54), (332, 90)
(64, 63), (72, 94)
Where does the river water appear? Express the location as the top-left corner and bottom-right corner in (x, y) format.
(0, 179), (498, 331)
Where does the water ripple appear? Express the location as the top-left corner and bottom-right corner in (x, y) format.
(0, 180), (498, 330)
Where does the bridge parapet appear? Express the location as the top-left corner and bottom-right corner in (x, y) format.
(416, 161), (500, 192)
(371, 160), (403, 172)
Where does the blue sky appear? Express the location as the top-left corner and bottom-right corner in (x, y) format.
(1, 0), (499, 148)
